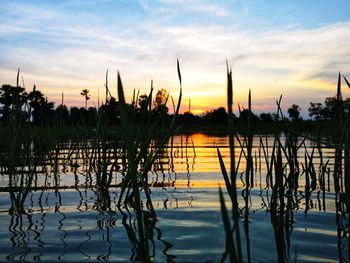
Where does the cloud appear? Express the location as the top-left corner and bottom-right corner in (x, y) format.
(155, 0), (230, 17)
(0, 0), (349, 114)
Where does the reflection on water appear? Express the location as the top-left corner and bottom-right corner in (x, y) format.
(0, 133), (349, 262)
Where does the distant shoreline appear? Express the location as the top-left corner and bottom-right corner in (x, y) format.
(0, 119), (338, 138)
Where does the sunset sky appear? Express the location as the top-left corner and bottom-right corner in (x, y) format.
(0, 0), (349, 116)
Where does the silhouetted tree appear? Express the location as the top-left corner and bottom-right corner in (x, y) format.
(80, 89), (90, 109)
(203, 107), (229, 124)
(78, 107), (88, 125)
(239, 109), (259, 123)
(308, 102), (323, 120)
(99, 96), (119, 125)
(287, 104), (301, 121)
(259, 113), (273, 122)
(308, 97), (336, 120)
(309, 97), (350, 120)
(41, 98), (55, 125)
(27, 86), (55, 125)
(182, 110), (204, 125)
(55, 104), (70, 125)
(0, 84), (28, 124)
(134, 93), (151, 122)
(153, 89), (168, 114)
(70, 107), (81, 125)
(138, 94), (149, 110)
(87, 107), (97, 126)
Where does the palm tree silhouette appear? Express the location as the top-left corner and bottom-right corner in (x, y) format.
(80, 89), (90, 109)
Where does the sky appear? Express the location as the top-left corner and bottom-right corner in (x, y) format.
(0, 0), (349, 116)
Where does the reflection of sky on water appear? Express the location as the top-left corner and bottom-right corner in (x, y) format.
(0, 186), (344, 262)
(0, 133), (348, 262)
(0, 133), (340, 191)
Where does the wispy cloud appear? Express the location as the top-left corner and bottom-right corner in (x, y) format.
(0, 0), (349, 115)
(156, 0), (230, 17)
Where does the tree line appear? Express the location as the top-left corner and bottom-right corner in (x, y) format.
(0, 83), (349, 127)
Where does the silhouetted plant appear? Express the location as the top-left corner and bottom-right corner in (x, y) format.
(80, 89), (91, 109)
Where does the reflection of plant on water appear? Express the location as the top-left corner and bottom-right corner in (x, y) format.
(1, 127), (349, 262)
(2, 130), (348, 262)
(5, 185), (184, 262)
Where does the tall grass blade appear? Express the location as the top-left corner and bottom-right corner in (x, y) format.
(227, 64), (236, 185)
(343, 75), (350, 88)
(217, 148), (235, 202)
(16, 68), (20, 88)
(177, 59), (182, 86)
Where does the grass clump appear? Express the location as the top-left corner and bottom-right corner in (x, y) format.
(116, 60), (182, 261)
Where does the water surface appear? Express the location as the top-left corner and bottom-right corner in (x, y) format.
(0, 133), (348, 262)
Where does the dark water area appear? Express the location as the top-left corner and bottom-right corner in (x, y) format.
(0, 187), (344, 262)
(0, 134), (348, 262)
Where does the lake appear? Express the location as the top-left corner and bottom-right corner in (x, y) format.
(0, 133), (348, 262)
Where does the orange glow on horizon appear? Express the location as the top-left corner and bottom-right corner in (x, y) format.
(188, 109), (206, 115)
